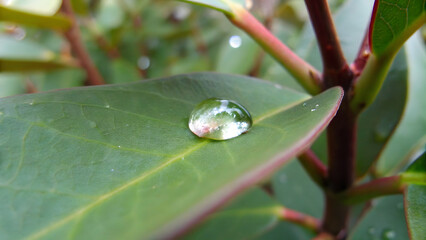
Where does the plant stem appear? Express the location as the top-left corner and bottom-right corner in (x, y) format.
(61, 0), (105, 85)
(278, 207), (321, 233)
(303, 0), (352, 90)
(227, 7), (322, 94)
(339, 176), (404, 205)
(298, 149), (327, 187)
(350, 30), (370, 78)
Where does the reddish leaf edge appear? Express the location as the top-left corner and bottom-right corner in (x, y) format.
(156, 87), (344, 239)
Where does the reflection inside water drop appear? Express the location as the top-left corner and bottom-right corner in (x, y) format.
(188, 98), (252, 140)
(229, 35), (242, 48)
(137, 56), (150, 70)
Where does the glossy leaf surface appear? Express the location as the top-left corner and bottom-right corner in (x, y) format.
(349, 195), (408, 240)
(375, 33), (426, 176)
(1, 0), (62, 16)
(179, 0), (248, 15)
(185, 188), (281, 240)
(0, 35), (75, 72)
(370, 0), (425, 56)
(0, 73), (343, 239)
(0, 5), (71, 31)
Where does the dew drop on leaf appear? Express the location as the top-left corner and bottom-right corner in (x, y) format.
(381, 229), (396, 239)
(188, 98), (252, 140)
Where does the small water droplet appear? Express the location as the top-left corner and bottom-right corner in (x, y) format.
(188, 98), (252, 140)
(89, 121), (97, 128)
(302, 102), (307, 107)
(118, 145), (121, 148)
(181, 157), (185, 160)
(111, 169), (114, 172)
(311, 108), (316, 112)
(229, 35), (242, 48)
(279, 173), (287, 183)
(315, 104), (319, 107)
(137, 56), (150, 70)
(105, 104), (110, 108)
(29, 100), (35, 106)
(381, 229), (396, 239)
(368, 227), (376, 235)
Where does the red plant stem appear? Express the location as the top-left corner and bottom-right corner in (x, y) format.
(303, 0), (353, 90)
(279, 208), (321, 233)
(339, 176), (404, 204)
(61, 0), (105, 85)
(298, 149), (327, 187)
(350, 30), (370, 78)
(227, 7), (322, 94)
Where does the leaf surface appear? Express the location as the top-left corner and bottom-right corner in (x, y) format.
(375, 33), (426, 176)
(178, 0), (249, 15)
(0, 5), (71, 31)
(349, 195), (408, 240)
(0, 35), (75, 72)
(184, 188), (281, 240)
(0, 73), (342, 239)
(370, 0), (426, 56)
(405, 184), (426, 240)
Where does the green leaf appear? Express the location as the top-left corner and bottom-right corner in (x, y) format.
(356, 49), (407, 176)
(0, 35), (76, 72)
(370, 0), (426, 56)
(1, 0), (62, 16)
(401, 152), (426, 185)
(29, 69), (85, 92)
(349, 195), (409, 240)
(0, 73), (343, 239)
(272, 160), (324, 218)
(0, 6), (71, 31)
(405, 184), (426, 240)
(0, 73), (27, 97)
(375, 33), (426, 176)
(184, 188), (281, 240)
(178, 0), (249, 16)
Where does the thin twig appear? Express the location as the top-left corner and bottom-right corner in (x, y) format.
(226, 6), (322, 94)
(339, 176), (404, 205)
(298, 149), (327, 187)
(350, 29), (370, 78)
(61, 0), (105, 85)
(278, 207), (321, 233)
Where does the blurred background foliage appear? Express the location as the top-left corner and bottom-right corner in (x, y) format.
(0, 0), (351, 98)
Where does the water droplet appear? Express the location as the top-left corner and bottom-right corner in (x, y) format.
(381, 229), (396, 239)
(105, 104), (110, 108)
(315, 104), (319, 107)
(89, 121), (97, 128)
(118, 145), (121, 148)
(137, 56), (150, 70)
(311, 108), (316, 112)
(111, 169), (114, 172)
(29, 100), (35, 106)
(188, 98), (252, 140)
(302, 102), (307, 107)
(229, 35), (242, 48)
(368, 227), (376, 235)
(173, 5), (191, 20)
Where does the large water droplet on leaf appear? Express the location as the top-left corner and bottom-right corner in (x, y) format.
(188, 98), (252, 140)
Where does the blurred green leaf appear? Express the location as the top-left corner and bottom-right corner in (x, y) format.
(254, 222), (314, 240)
(1, 0), (62, 16)
(0, 73), (26, 97)
(375, 33), (426, 176)
(356, 50), (407, 176)
(95, 0), (125, 31)
(184, 188), (281, 240)
(349, 195), (408, 240)
(0, 73), (342, 239)
(370, 0), (426, 56)
(405, 184), (426, 240)
(272, 160), (324, 218)
(179, 0), (249, 16)
(29, 68), (85, 91)
(0, 5), (71, 31)
(111, 59), (141, 83)
(0, 34), (76, 72)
